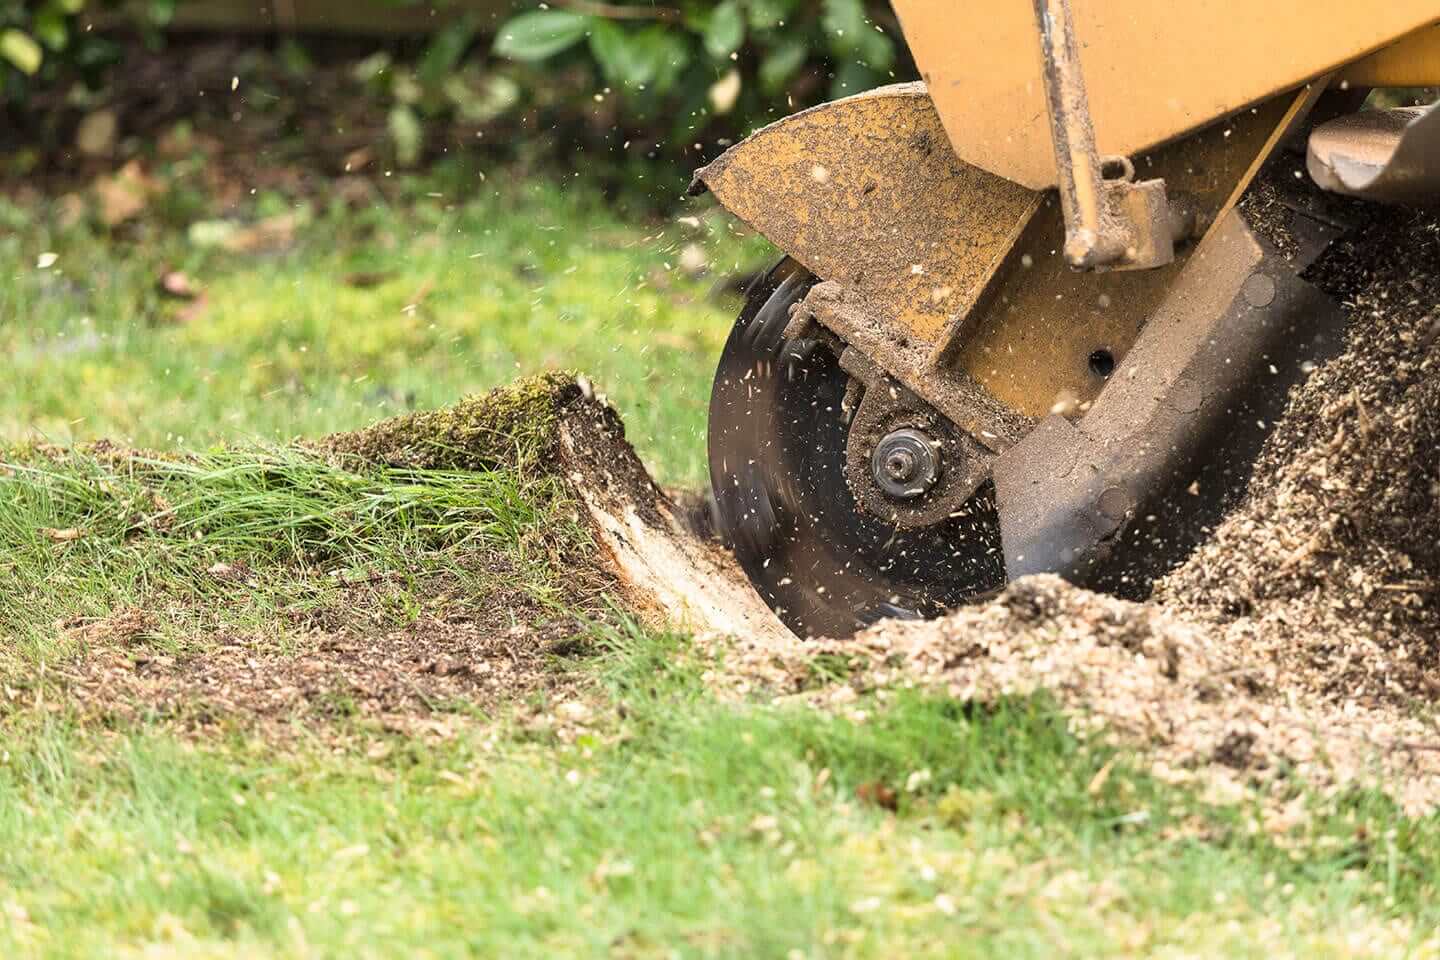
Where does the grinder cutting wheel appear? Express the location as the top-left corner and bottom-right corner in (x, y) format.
(696, 0), (1440, 638)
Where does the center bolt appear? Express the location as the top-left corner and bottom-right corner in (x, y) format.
(871, 428), (941, 499)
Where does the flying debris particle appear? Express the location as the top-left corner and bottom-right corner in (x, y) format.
(158, 271), (200, 300)
(678, 243), (708, 278)
(1049, 391), (1080, 417)
(76, 109), (118, 156)
(709, 69), (742, 115)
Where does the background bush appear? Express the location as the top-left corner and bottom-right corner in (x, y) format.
(2, 0), (910, 184)
(0, 0), (164, 103)
(491, 0), (907, 142)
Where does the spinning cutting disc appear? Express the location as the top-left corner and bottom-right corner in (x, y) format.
(707, 260), (1006, 638)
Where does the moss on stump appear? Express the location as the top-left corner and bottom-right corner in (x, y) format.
(320, 372), (583, 472)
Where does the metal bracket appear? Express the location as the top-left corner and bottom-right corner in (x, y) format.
(1032, 0), (1177, 271)
(835, 355), (995, 530)
(787, 281), (1032, 451)
(991, 209), (1347, 593)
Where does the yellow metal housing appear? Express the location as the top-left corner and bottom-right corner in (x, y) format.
(695, 84), (1040, 345)
(891, 0), (1440, 189)
(1341, 24), (1440, 86)
(699, 85), (1309, 419)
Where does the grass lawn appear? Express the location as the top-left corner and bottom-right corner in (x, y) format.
(3, 626), (1438, 957)
(1, 169), (762, 488)
(3, 172), (1440, 958)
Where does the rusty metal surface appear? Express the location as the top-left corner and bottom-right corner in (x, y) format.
(1030, 0), (1175, 271)
(694, 83), (1041, 344)
(891, 0), (1440, 190)
(1307, 103), (1440, 205)
(991, 210), (1347, 592)
(702, 83), (1317, 431)
(842, 373), (993, 530)
(796, 281), (1031, 451)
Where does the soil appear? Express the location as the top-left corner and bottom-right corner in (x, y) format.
(53, 590), (586, 733)
(2, 36), (546, 200)
(0, 35), (727, 215)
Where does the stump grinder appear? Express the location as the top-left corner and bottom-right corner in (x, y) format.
(697, 1), (1440, 637)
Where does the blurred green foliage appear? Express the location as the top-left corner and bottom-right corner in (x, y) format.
(364, 0), (907, 176)
(492, 0), (905, 139)
(3, 0), (908, 181)
(0, 0), (180, 103)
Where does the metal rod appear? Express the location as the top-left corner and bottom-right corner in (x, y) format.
(1031, 0), (1120, 266)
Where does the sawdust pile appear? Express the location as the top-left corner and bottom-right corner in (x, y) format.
(709, 575), (1440, 815)
(1158, 207), (1440, 701)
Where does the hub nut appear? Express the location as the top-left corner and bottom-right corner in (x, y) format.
(871, 428), (941, 499)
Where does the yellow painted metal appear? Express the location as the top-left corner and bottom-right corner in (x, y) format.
(954, 92), (1301, 417)
(891, 0), (1440, 190)
(1340, 24), (1440, 87)
(696, 83), (1040, 343)
(699, 81), (1306, 423)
